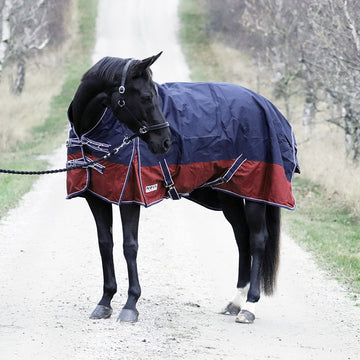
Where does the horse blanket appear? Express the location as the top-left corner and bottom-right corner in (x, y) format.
(66, 82), (300, 210)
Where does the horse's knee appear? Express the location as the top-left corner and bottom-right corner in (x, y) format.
(245, 201), (268, 254)
(98, 234), (113, 250)
(250, 232), (267, 255)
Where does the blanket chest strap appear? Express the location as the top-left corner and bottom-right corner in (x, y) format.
(159, 159), (181, 200)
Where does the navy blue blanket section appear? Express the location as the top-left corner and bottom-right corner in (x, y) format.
(67, 82), (299, 209)
(157, 82), (299, 181)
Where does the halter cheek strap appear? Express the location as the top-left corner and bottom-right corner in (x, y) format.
(118, 58), (135, 107)
(115, 59), (170, 136)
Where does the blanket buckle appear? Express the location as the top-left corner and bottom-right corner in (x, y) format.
(159, 159), (180, 200)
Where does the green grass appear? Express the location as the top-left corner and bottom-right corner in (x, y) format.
(283, 178), (360, 295)
(178, 0), (360, 299)
(0, 0), (98, 219)
(178, 0), (225, 81)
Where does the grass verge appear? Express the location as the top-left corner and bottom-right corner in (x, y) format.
(0, 0), (98, 219)
(178, 0), (225, 81)
(178, 0), (360, 299)
(283, 178), (360, 296)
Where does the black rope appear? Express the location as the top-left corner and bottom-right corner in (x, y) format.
(0, 167), (71, 175)
(0, 117), (169, 176)
(0, 137), (130, 176)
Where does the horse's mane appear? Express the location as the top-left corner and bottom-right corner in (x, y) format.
(82, 57), (152, 84)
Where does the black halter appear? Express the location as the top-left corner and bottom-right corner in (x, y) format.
(116, 59), (170, 138)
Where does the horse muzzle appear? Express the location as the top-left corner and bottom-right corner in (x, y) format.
(147, 131), (172, 154)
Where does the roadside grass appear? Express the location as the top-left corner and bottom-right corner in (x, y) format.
(0, 0), (98, 219)
(178, 0), (360, 299)
(178, 0), (225, 81)
(283, 178), (360, 296)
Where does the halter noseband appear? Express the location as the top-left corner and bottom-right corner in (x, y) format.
(116, 59), (170, 138)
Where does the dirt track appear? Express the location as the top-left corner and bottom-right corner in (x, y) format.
(1, 1), (359, 359)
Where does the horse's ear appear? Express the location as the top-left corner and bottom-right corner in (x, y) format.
(131, 52), (162, 77)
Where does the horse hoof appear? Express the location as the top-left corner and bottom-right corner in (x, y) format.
(117, 308), (139, 323)
(235, 309), (255, 324)
(220, 302), (241, 316)
(89, 305), (113, 319)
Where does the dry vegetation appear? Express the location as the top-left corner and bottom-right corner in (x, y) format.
(0, 52), (66, 149)
(0, 0), (77, 151)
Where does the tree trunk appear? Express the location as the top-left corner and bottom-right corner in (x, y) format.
(343, 102), (360, 164)
(0, 0), (10, 79)
(12, 56), (25, 94)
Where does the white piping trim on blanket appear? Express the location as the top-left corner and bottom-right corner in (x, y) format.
(118, 137), (137, 204)
(135, 138), (147, 204)
(82, 108), (109, 137)
(289, 129), (298, 210)
(215, 188), (296, 211)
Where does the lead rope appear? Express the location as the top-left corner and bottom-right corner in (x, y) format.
(0, 135), (132, 175)
(0, 59), (137, 176)
(0, 58), (169, 175)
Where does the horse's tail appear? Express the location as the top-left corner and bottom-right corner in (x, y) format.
(261, 205), (281, 295)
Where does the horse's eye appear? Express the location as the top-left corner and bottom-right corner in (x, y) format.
(141, 95), (152, 103)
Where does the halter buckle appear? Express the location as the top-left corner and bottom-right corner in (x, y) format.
(139, 126), (148, 134)
(118, 99), (126, 108)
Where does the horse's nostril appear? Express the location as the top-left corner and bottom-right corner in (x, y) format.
(163, 138), (171, 151)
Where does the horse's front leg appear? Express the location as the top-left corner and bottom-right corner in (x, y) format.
(86, 193), (117, 319)
(118, 203), (141, 323)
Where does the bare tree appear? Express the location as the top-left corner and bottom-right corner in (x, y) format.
(305, 0), (360, 162)
(0, 0), (70, 94)
(242, 0), (310, 121)
(205, 0), (360, 163)
(0, 0), (11, 77)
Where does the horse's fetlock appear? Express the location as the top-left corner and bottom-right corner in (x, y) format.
(129, 286), (141, 300)
(247, 293), (260, 303)
(104, 284), (117, 296)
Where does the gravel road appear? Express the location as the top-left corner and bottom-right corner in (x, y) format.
(1, 1), (359, 359)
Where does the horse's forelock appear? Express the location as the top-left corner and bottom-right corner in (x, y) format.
(81, 57), (153, 86)
(82, 57), (127, 83)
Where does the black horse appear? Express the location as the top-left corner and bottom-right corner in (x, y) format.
(68, 52), (298, 324)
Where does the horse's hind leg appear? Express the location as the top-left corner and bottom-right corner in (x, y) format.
(219, 193), (251, 317)
(86, 193), (116, 319)
(117, 203), (141, 323)
(236, 200), (268, 323)
(220, 195), (268, 323)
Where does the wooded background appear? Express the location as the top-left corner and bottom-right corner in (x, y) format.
(204, 0), (360, 211)
(206, 0), (360, 164)
(0, 0), (73, 152)
(0, 0), (70, 94)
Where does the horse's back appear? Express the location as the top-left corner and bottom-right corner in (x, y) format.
(157, 81), (299, 177)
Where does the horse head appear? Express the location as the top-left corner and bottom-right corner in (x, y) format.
(109, 52), (171, 154)
(71, 53), (171, 154)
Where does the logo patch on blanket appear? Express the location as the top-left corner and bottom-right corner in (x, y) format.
(146, 184), (158, 193)
(67, 82), (300, 210)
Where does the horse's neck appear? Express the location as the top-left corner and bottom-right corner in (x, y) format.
(71, 78), (110, 135)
